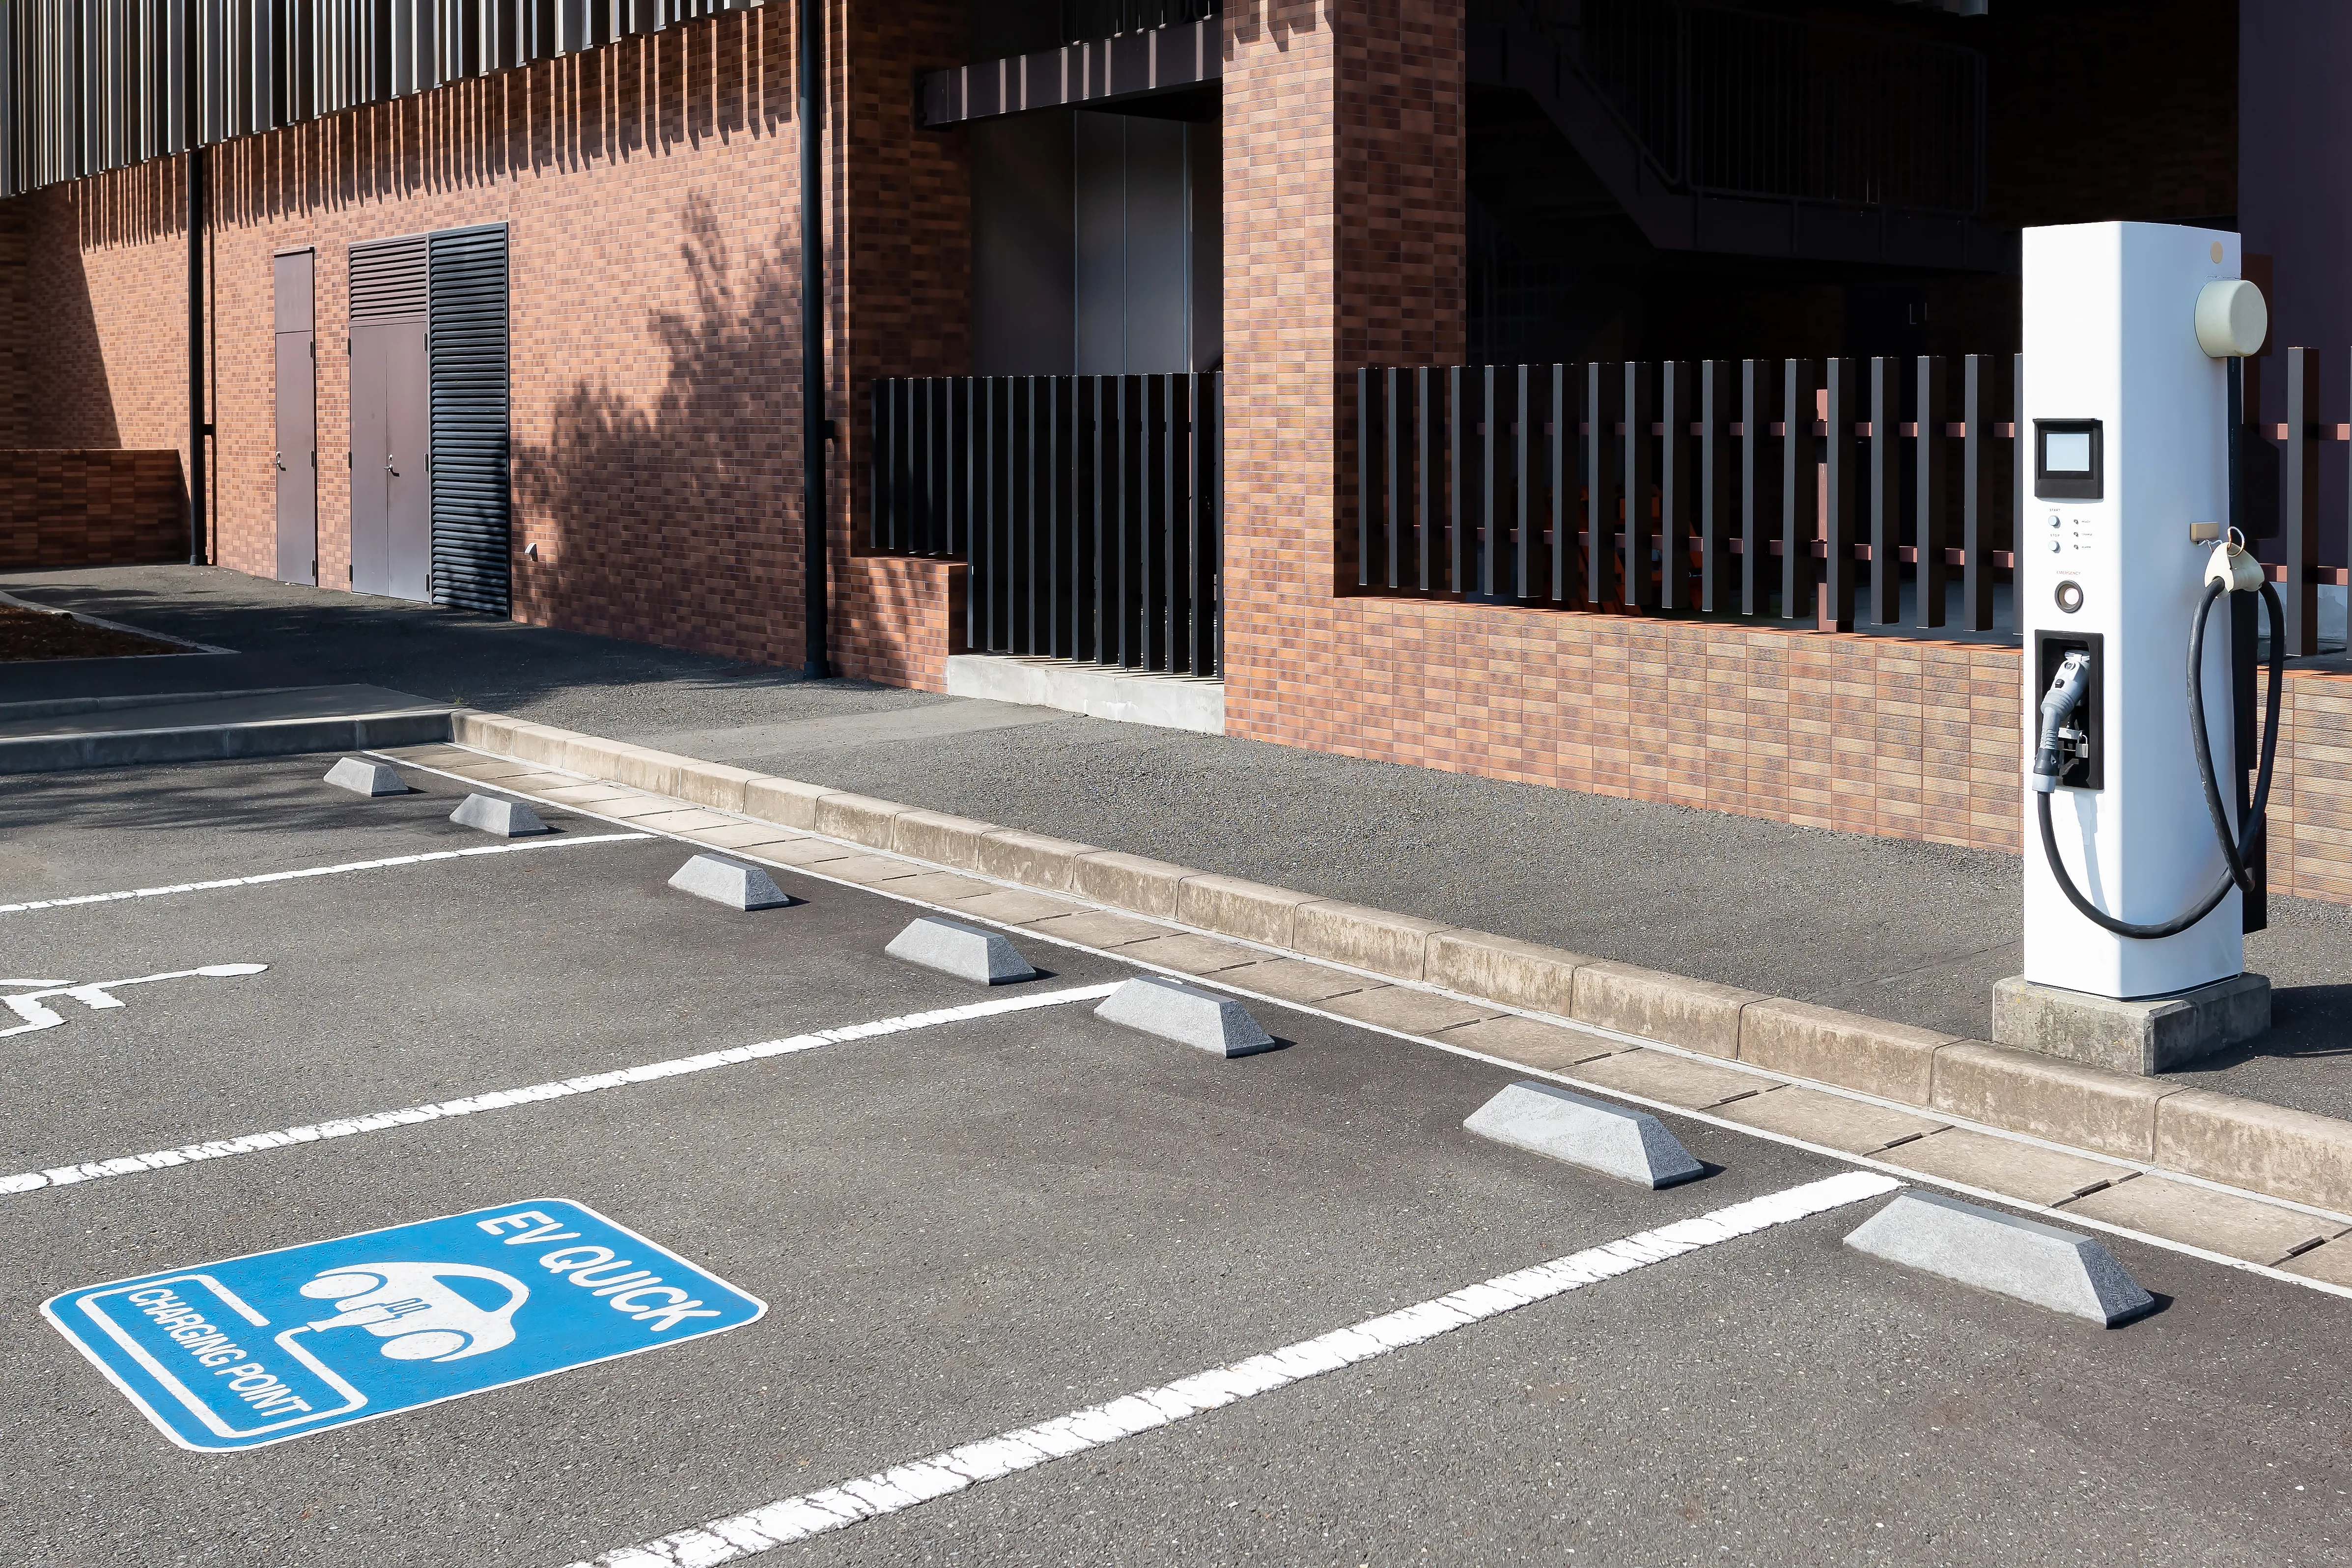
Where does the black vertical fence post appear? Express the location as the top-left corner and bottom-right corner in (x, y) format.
(1514, 363), (1537, 600)
(1660, 360), (1694, 612)
(1960, 355), (1989, 632)
(1916, 355), (1948, 630)
(1121, 374), (1146, 667)
(870, 381), (887, 552)
(1822, 357), (1856, 631)
(1090, 375), (1111, 663)
(1587, 362), (1615, 606)
(1739, 359), (1764, 616)
(1550, 362), (1575, 605)
(1624, 360), (1656, 610)
(1141, 373), (1163, 670)
(1449, 365), (1471, 597)
(1698, 360), (1729, 613)
(2286, 345), (2320, 657)
(2012, 352), (2026, 638)
(1867, 356), (1900, 626)
(1387, 366), (1406, 591)
(1417, 366), (1439, 593)
(1781, 358), (1814, 621)
(961, 379), (980, 651)
(1048, 377), (1067, 655)
(1356, 366), (1375, 589)
(1480, 364), (1503, 597)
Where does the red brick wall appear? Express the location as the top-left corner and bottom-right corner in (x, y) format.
(4, 4), (971, 687)
(1228, 590), (2352, 904)
(1222, 0), (1466, 734)
(0, 201), (30, 449)
(0, 450), (185, 568)
(1983, 0), (2237, 232)
(837, 0), (971, 688)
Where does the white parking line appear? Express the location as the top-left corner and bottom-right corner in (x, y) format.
(0, 983), (1119, 1196)
(574, 1169), (1902, 1568)
(0, 833), (656, 916)
(2, 963), (267, 1037)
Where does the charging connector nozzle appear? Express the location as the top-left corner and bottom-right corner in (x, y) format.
(2033, 650), (2094, 793)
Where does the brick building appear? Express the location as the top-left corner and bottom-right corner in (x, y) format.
(3, 0), (2349, 901)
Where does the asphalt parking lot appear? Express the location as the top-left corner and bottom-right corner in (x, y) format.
(6, 755), (2351, 1566)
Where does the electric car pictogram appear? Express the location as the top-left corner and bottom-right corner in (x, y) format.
(298, 1262), (529, 1363)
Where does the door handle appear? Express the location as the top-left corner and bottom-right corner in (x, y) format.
(386, 454), (398, 476)
(275, 451), (286, 471)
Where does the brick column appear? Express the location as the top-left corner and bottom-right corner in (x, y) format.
(1220, 0), (1464, 739)
(835, 0), (972, 688)
(0, 199), (28, 448)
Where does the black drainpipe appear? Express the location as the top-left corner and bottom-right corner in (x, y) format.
(184, 3), (205, 567)
(798, 0), (830, 678)
(185, 146), (206, 565)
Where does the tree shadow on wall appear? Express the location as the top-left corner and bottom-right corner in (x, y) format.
(513, 193), (816, 667)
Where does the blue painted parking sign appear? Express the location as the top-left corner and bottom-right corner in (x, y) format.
(44, 1200), (765, 1451)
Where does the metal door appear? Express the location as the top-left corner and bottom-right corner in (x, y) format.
(349, 234), (431, 602)
(384, 321), (430, 601)
(273, 251), (317, 584)
(349, 323), (390, 594)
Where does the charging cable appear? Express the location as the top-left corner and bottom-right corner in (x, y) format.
(2032, 534), (2284, 939)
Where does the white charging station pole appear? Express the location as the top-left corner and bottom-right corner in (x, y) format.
(2003, 222), (2277, 1070)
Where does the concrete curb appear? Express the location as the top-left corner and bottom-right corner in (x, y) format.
(445, 710), (2352, 1217)
(0, 707), (453, 774)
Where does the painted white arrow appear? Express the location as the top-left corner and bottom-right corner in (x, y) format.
(1, 964), (269, 1038)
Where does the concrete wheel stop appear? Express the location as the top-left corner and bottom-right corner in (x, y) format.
(886, 917), (1037, 985)
(1844, 1188), (2155, 1326)
(1093, 976), (1278, 1058)
(1463, 1081), (1704, 1189)
(450, 793), (549, 837)
(669, 853), (794, 911)
(324, 757), (407, 796)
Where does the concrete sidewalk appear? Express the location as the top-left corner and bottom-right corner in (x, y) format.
(9, 562), (2348, 1119)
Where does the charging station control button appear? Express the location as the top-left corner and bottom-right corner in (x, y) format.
(2055, 580), (2084, 614)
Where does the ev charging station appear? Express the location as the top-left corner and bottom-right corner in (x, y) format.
(1996, 222), (2282, 1073)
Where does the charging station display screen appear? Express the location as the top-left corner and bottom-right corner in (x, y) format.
(2034, 420), (2103, 500)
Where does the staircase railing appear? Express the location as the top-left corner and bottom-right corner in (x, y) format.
(1560, 0), (1985, 217)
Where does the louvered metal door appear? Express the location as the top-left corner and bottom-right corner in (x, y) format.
(348, 233), (430, 602)
(273, 250), (317, 585)
(428, 224), (510, 615)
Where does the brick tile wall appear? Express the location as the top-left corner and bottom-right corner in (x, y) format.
(1222, 0), (1465, 762)
(1, 3), (972, 689)
(837, 0), (970, 688)
(0, 450), (186, 568)
(0, 201), (29, 449)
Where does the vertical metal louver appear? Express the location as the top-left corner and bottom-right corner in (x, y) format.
(4, 0), (774, 201)
(427, 222), (510, 616)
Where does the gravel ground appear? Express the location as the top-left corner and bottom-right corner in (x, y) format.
(8, 562), (2348, 1119)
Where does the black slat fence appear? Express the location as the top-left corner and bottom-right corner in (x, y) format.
(870, 372), (1222, 678)
(1355, 355), (2020, 632)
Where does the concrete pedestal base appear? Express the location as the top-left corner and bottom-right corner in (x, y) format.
(1992, 972), (2270, 1075)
